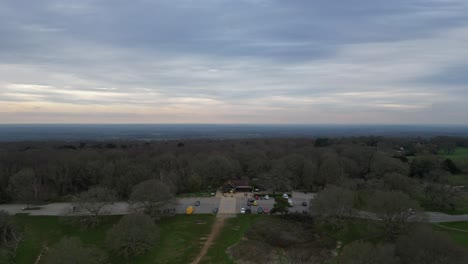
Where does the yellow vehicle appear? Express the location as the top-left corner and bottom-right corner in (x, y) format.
(253, 200), (258, 206)
(186, 206), (194, 215)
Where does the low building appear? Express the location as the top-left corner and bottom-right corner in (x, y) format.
(223, 179), (252, 193)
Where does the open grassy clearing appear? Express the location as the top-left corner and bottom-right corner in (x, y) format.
(13, 214), (215, 264)
(436, 221), (468, 248)
(442, 147), (468, 162)
(407, 147), (468, 162)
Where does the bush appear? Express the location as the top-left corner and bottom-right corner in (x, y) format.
(0, 210), (21, 262)
(228, 240), (276, 264)
(396, 226), (468, 264)
(245, 218), (312, 248)
(340, 241), (400, 264)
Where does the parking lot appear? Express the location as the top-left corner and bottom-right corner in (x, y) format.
(236, 194), (311, 214)
(173, 197), (221, 214)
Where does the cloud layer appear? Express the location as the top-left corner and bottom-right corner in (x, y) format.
(1, 0), (467, 124)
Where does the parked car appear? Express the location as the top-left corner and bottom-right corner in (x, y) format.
(186, 206), (194, 215)
(263, 207), (269, 214)
(253, 200), (258, 206)
(246, 208), (252, 214)
(283, 193), (289, 199)
(254, 195), (260, 200)
(288, 198), (293, 207)
(248, 198), (255, 203)
(212, 208), (218, 214)
(264, 195), (270, 200)
(240, 207), (246, 214)
(257, 207), (264, 214)
(302, 201), (307, 206)
(247, 202), (252, 206)
(195, 200), (201, 206)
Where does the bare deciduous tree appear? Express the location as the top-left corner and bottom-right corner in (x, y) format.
(311, 185), (355, 219)
(369, 191), (423, 240)
(0, 211), (22, 263)
(8, 168), (41, 209)
(73, 186), (117, 218)
(43, 237), (107, 264)
(106, 214), (158, 258)
(129, 179), (175, 219)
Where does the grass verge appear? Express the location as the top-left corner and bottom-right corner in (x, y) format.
(442, 147), (468, 162)
(13, 214), (215, 264)
(435, 221), (468, 248)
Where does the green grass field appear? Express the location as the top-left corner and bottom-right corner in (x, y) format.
(200, 215), (261, 264)
(435, 221), (468, 248)
(408, 147), (468, 163)
(10, 214), (468, 264)
(13, 214), (215, 264)
(442, 147), (468, 162)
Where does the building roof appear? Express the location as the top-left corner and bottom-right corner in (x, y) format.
(229, 179), (250, 187)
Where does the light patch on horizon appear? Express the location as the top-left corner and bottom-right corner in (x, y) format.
(0, 0), (467, 124)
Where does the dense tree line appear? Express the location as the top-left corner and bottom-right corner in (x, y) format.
(0, 137), (467, 207)
(0, 136), (467, 263)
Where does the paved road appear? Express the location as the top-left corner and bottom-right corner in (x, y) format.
(2, 196), (468, 223)
(426, 212), (468, 223)
(0, 198), (221, 216)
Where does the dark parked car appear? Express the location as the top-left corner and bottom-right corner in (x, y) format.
(245, 208), (252, 214)
(195, 200), (200, 206)
(257, 207), (264, 214)
(212, 207), (218, 214)
(302, 202), (307, 207)
(248, 198), (255, 203)
(247, 202), (252, 206)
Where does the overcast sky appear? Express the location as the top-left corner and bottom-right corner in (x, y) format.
(0, 0), (467, 124)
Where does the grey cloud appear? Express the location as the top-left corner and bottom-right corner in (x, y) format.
(0, 0), (467, 124)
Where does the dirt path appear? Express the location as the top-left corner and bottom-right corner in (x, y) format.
(191, 216), (226, 264)
(34, 245), (48, 264)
